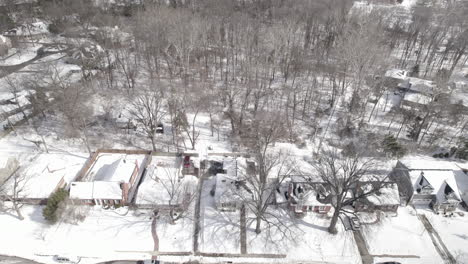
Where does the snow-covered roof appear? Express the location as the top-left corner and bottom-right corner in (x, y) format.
(407, 77), (435, 95)
(386, 69), (408, 80)
(366, 183), (400, 206)
(3, 153), (86, 199)
(400, 156), (461, 171)
(69, 181), (122, 200)
(403, 92), (433, 106)
(214, 173), (245, 207)
(409, 170), (461, 202)
(135, 156), (198, 205)
(453, 168), (468, 204)
(5, 21), (49, 36)
(85, 153), (145, 183)
(289, 181), (328, 206)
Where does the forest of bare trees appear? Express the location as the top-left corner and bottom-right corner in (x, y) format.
(2, 0), (468, 166)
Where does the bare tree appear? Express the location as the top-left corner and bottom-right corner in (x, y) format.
(0, 171), (27, 220)
(147, 166), (197, 224)
(129, 87), (166, 151)
(237, 150), (295, 234)
(310, 148), (388, 234)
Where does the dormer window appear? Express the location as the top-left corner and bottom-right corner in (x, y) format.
(418, 173), (434, 194)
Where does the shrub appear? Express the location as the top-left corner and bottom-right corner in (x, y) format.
(455, 139), (468, 160)
(42, 188), (68, 223)
(382, 135), (406, 158)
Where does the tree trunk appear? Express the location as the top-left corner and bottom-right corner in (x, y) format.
(13, 202), (24, 220)
(255, 214), (262, 234)
(328, 206), (340, 234)
(150, 136), (157, 151)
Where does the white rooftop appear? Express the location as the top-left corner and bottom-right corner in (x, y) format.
(400, 156), (461, 171)
(69, 181), (122, 200)
(366, 183), (400, 206)
(2, 153), (87, 199)
(385, 69), (408, 80)
(214, 173), (244, 207)
(409, 170), (461, 202)
(85, 153), (146, 183)
(403, 93), (433, 105)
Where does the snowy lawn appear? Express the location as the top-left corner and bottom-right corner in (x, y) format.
(0, 205), (194, 264)
(361, 206), (443, 263)
(420, 208), (468, 263)
(246, 210), (360, 264)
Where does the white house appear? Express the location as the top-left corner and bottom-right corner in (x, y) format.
(213, 156), (250, 211)
(70, 150), (149, 206)
(390, 157), (468, 213)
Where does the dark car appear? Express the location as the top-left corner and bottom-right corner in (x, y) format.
(156, 123), (164, 134)
(183, 156), (191, 168)
(350, 217), (360, 231)
(209, 161), (224, 175)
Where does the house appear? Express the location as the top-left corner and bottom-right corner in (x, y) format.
(0, 35), (12, 56)
(454, 163), (468, 209)
(214, 173), (245, 211)
(135, 154), (198, 210)
(69, 149), (150, 206)
(0, 154), (86, 205)
(275, 176), (331, 217)
(353, 182), (400, 213)
(390, 158), (467, 213)
(212, 156), (251, 211)
(3, 21), (49, 40)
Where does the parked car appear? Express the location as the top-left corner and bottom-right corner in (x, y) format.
(375, 262), (401, 264)
(350, 216), (360, 230)
(137, 260), (160, 264)
(183, 156), (191, 168)
(53, 255), (79, 263)
(156, 123), (164, 134)
(209, 161), (224, 175)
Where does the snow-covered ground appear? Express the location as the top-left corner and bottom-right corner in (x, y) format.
(0, 204), (195, 264)
(419, 208), (468, 263)
(246, 211), (360, 264)
(361, 207), (444, 263)
(199, 175), (361, 263)
(199, 176), (241, 254)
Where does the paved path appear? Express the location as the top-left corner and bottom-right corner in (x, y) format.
(418, 214), (456, 264)
(150, 216), (159, 260)
(192, 171), (207, 253)
(240, 204), (247, 254)
(353, 230), (373, 264)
